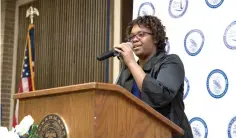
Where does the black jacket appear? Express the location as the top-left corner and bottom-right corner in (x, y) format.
(116, 50), (193, 138)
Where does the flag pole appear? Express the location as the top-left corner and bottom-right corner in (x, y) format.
(12, 6), (39, 127)
(26, 6), (39, 91)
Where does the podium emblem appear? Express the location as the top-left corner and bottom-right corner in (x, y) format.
(38, 114), (68, 138)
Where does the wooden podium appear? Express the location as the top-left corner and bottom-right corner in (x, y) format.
(14, 82), (184, 138)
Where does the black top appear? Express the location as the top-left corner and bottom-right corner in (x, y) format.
(116, 50), (193, 138)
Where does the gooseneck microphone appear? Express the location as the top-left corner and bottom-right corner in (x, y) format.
(96, 42), (132, 61)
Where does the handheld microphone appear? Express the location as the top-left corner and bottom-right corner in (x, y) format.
(96, 42), (132, 61)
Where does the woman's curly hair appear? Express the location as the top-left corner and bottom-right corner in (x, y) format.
(125, 15), (168, 51)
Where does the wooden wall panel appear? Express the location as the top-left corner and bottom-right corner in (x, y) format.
(16, 0), (110, 91)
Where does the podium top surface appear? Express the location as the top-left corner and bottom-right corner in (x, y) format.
(13, 82), (184, 136)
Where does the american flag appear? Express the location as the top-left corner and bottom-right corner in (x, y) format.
(13, 24), (35, 127)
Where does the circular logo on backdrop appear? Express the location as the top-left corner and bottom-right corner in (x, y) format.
(190, 117), (208, 138)
(206, 69), (228, 99)
(184, 29), (205, 56)
(184, 77), (190, 100)
(205, 0), (224, 8)
(169, 0), (188, 18)
(138, 2), (155, 16)
(165, 40), (170, 54)
(228, 116), (236, 138)
(223, 21), (236, 50)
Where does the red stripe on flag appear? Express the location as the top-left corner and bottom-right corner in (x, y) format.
(28, 77), (32, 91)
